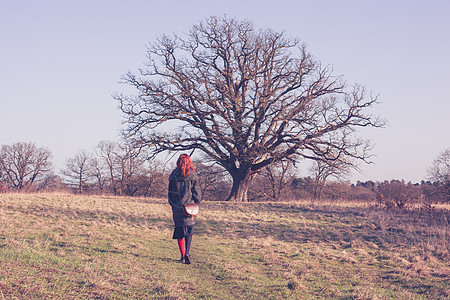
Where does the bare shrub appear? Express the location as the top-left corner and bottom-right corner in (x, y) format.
(376, 180), (422, 209)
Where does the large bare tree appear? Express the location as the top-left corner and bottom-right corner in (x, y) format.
(0, 142), (53, 190)
(116, 16), (384, 202)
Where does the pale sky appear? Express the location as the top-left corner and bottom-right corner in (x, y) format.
(1, 0), (449, 184)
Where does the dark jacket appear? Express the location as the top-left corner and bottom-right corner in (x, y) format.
(168, 168), (201, 226)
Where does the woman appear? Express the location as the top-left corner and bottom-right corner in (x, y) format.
(168, 154), (201, 264)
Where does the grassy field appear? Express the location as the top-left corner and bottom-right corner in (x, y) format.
(0, 193), (448, 299)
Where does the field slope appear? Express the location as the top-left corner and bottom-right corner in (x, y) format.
(0, 193), (449, 299)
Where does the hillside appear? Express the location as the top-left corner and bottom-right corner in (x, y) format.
(0, 193), (448, 299)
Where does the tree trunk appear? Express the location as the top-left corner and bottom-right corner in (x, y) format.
(79, 176), (83, 194)
(226, 167), (254, 202)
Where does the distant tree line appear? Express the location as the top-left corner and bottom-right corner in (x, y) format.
(0, 142), (448, 204)
(60, 141), (168, 197)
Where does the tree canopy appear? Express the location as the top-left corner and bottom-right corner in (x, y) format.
(116, 16), (385, 201)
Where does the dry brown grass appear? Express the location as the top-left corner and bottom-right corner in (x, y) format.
(0, 193), (449, 299)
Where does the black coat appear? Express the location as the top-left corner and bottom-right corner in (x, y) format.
(168, 168), (201, 226)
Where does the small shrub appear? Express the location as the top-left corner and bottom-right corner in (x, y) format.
(376, 180), (418, 209)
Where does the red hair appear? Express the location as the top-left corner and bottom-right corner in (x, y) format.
(177, 154), (195, 177)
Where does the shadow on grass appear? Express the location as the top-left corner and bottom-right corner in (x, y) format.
(196, 202), (450, 252)
(5, 204), (173, 230)
(48, 240), (136, 256)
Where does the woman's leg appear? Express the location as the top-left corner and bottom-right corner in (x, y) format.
(184, 235), (192, 264)
(177, 238), (185, 259)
